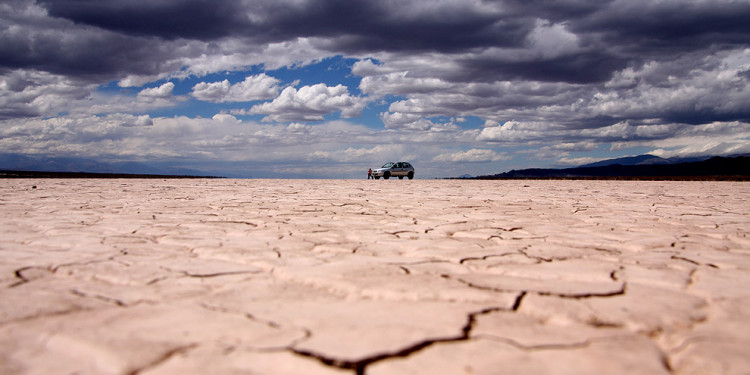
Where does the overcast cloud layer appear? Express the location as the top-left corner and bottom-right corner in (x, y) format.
(1, 0), (749, 178)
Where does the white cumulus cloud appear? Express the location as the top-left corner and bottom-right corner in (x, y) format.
(248, 83), (368, 122)
(136, 82), (175, 105)
(137, 82), (174, 100)
(477, 120), (557, 142)
(380, 112), (461, 131)
(191, 74), (281, 102)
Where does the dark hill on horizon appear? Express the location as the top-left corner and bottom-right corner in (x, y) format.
(466, 155), (750, 180)
(579, 154), (670, 167)
(577, 154), (720, 168)
(0, 154), (221, 178)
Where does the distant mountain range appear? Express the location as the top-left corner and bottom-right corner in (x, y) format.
(467, 154), (750, 180)
(577, 154), (717, 168)
(3, 153), (749, 180)
(0, 154), (218, 177)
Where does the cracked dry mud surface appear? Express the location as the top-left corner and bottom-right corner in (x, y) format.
(1, 179), (749, 375)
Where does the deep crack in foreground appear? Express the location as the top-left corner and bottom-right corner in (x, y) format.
(289, 305), (512, 375)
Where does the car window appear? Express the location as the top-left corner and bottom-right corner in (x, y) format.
(404, 163), (411, 168)
(382, 162), (393, 168)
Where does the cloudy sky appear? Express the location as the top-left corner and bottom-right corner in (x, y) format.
(1, 0), (749, 178)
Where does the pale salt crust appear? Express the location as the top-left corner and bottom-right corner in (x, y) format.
(1, 179), (748, 375)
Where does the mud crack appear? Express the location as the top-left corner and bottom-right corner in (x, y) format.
(446, 274), (627, 300)
(125, 344), (198, 375)
(70, 289), (128, 307)
(289, 306), (510, 375)
(458, 252), (518, 264)
(10, 266), (55, 287)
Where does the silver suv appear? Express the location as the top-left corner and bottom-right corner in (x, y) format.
(372, 162), (415, 179)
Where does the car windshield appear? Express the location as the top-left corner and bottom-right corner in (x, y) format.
(382, 162), (394, 168)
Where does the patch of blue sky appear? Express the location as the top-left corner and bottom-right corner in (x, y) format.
(96, 55), (393, 125)
(355, 100), (391, 129)
(427, 115), (486, 130)
(96, 80), (133, 95)
(449, 116), (484, 130)
(267, 55), (362, 93)
(147, 99), (248, 120)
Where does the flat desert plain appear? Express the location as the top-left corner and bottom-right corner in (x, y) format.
(1, 179), (748, 375)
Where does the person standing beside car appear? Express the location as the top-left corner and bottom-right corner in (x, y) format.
(368, 168), (373, 179)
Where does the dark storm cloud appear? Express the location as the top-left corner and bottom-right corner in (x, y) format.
(0, 29), (181, 79)
(456, 49), (626, 84)
(281, 1), (530, 53)
(9, 0), (749, 85)
(577, 0), (750, 50)
(2, 0), (749, 133)
(0, 0), (200, 80)
(41, 0), (529, 52)
(3, 0), (529, 87)
(40, 0), (249, 40)
(501, 0), (612, 19)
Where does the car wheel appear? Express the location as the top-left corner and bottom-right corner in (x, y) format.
(383, 172), (390, 179)
(407, 171), (414, 179)
(398, 176), (403, 179)
(374, 176), (380, 179)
